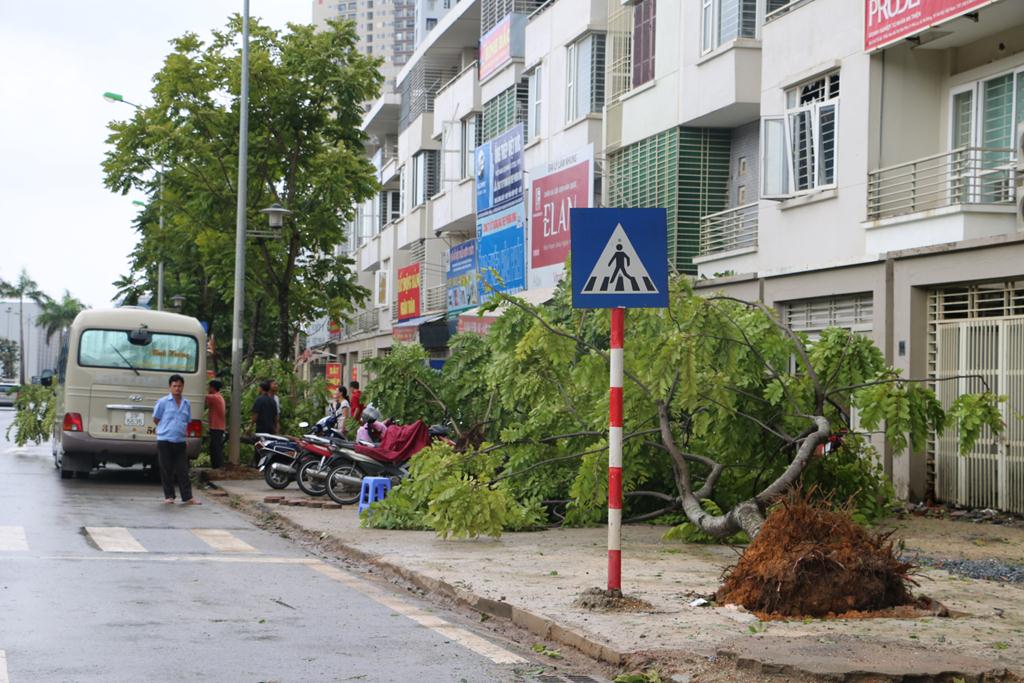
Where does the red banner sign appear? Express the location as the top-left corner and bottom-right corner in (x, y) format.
(325, 362), (342, 392)
(479, 15), (512, 80)
(864, 0), (995, 51)
(457, 312), (500, 335)
(397, 263), (421, 321)
(530, 151), (591, 269)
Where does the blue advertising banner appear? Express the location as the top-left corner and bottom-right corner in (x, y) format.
(475, 123), (524, 215)
(446, 239), (479, 312)
(476, 203), (526, 302)
(570, 208), (668, 309)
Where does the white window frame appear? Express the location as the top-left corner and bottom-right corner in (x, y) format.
(565, 43), (578, 123)
(701, 0), (759, 55)
(947, 68), (1024, 203)
(460, 115), (478, 180)
(527, 66), (543, 140)
(761, 71), (840, 199)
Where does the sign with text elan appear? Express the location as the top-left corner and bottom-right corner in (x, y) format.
(530, 145), (593, 270)
(396, 263), (421, 321)
(864, 0), (995, 51)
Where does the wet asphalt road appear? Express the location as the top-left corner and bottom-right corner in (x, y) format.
(0, 409), (594, 683)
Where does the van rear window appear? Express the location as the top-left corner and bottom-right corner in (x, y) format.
(78, 329), (199, 373)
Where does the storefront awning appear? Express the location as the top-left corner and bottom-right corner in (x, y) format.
(456, 287), (557, 335)
(392, 313), (447, 343)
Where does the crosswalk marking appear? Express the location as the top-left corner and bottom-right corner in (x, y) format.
(0, 526), (28, 552)
(310, 562), (525, 665)
(0, 649), (9, 683)
(191, 528), (256, 553)
(581, 223), (658, 294)
(85, 527), (147, 553)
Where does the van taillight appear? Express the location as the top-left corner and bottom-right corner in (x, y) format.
(187, 420), (203, 438)
(62, 413), (84, 432)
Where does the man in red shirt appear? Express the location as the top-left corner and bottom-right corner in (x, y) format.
(349, 380), (362, 421)
(205, 379), (226, 469)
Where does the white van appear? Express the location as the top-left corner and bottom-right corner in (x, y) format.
(52, 308), (207, 479)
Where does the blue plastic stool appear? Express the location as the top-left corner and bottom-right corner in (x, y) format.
(358, 476), (392, 513)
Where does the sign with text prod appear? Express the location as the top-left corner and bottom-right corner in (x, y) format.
(570, 208), (668, 309)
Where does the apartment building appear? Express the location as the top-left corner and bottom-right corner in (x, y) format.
(675, 0), (1023, 511)
(309, 0), (1023, 514)
(313, 0), (417, 90)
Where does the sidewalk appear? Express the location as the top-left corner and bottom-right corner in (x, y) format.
(210, 478), (1021, 681)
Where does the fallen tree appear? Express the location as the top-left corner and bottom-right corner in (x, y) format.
(364, 275), (1004, 540)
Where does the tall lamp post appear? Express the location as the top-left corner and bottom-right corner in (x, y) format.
(227, 1), (252, 468)
(103, 91), (164, 311)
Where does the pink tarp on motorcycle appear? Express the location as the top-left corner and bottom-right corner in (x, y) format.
(354, 420), (431, 464)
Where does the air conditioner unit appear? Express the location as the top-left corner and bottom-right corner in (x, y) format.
(1017, 121), (1024, 230)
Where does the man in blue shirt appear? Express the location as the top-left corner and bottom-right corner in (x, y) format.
(152, 374), (200, 505)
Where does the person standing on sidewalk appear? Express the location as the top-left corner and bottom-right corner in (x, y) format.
(205, 379), (226, 469)
(152, 374), (200, 505)
(251, 379), (279, 466)
(349, 380), (362, 421)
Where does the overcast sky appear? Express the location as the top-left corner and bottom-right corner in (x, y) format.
(0, 1), (313, 308)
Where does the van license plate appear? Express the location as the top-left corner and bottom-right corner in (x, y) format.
(124, 412), (145, 427)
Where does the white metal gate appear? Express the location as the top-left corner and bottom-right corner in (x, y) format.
(934, 317), (1024, 513)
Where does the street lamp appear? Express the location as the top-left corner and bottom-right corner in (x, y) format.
(170, 294), (186, 312)
(228, 0), (253, 468)
(104, 90), (164, 312)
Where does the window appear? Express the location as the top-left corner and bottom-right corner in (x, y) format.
(426, 17), (437, 30)
(950, 68), (1024, 202)
(565, 33), (606, 123)
(460, 114), (481, 178)
(527, 67), (542, 139)
(701, 0), (757, 54)
(78, 330), (199, 373)
(412, 150), (439, 206)
(761, 71), (840, 197)
(631, 0), (656, 88)
(379, 190), (401, 227)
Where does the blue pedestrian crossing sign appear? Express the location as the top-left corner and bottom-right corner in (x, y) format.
(570, 208), (668, 309)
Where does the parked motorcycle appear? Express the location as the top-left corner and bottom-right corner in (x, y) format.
(257, 415), (346, 492)
(322, 418), (450, 505)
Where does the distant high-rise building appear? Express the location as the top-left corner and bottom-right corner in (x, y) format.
(414, 0), (455, 48)
(312, 0), (416, 90)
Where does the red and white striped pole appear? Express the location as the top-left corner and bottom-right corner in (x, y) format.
(608, 306), (625, 593)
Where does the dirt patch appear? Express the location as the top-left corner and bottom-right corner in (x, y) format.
(574, 587), (657, 612)
(199, 465), (261, 481)
(716, 497), (916, 618)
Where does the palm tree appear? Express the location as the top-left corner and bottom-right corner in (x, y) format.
(0, 270), (44, 385)
(36, 291), (86, 345)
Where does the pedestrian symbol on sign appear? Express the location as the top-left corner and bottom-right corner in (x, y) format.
(581, 224), (658, 294)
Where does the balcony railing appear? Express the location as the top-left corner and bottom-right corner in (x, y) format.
(867, 147), (1016, 221)
(699, 202), (759, 257)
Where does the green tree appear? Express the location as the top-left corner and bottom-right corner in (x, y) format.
(363, 274), (1006, 540)
(0, 269), (44, 384)
(35, 291), (86, 344)
(103, 16), (382, 361)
